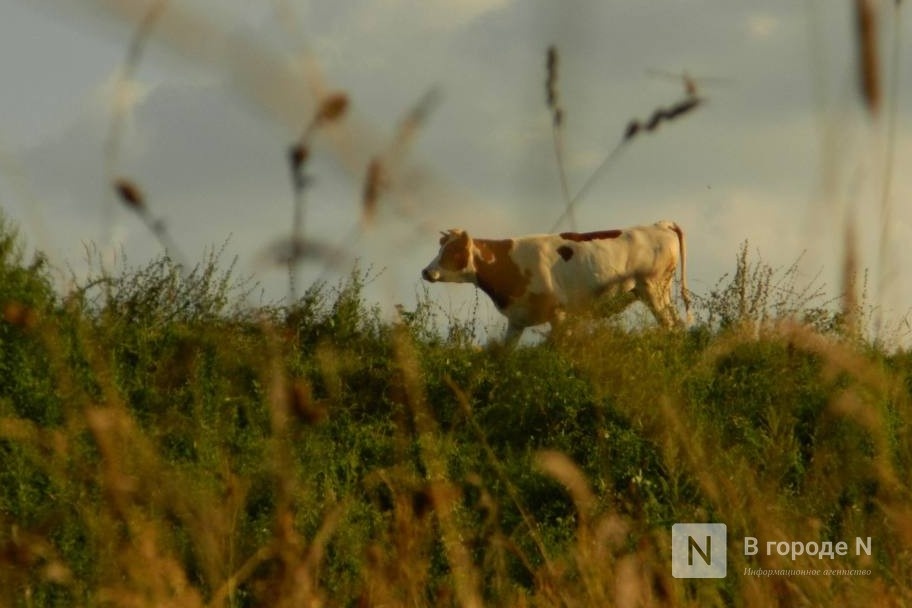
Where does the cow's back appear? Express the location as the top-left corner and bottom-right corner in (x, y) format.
(547, 224), (680, 301)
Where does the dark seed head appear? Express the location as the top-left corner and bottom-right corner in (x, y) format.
(113, 178), (145, 212)
(623, 120), (640, 141)
(288, 143), (309, 172)
(315, 92), (350, 124)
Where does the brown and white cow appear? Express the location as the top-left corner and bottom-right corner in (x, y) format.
(421, 220), (691, 344)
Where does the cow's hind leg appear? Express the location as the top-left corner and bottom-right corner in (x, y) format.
(641, 279), (678, 328)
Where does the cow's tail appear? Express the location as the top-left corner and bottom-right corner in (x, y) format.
(670, 222), (692, 325)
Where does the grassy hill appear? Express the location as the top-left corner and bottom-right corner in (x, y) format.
(0, 215), (910, 607)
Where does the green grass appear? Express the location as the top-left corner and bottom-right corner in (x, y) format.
(0, 214), (910, 607)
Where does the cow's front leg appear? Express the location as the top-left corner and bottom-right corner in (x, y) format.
(502, 322), (524, 347)
(548, 309), (568, 342)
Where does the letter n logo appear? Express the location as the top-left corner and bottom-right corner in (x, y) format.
(672, 523), (727, 578)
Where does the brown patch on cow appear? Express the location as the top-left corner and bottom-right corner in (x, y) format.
(559, 229), (622, 242)
(557, 245), (574, 261)
(473, 239), (529, 310)
(474, 239), (496, 264)
(438, 231), (470, 272)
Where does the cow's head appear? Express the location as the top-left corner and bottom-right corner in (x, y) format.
(422, 229), (482, 284)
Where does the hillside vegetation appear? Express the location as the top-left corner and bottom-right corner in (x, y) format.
(0, 215), (910, 607)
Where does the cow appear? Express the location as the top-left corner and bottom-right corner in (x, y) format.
(421, 220), (691, 344)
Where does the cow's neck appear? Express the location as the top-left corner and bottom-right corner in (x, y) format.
(472, 239), (528, 311)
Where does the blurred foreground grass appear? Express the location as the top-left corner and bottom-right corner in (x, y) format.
(0, 213), (910, 607)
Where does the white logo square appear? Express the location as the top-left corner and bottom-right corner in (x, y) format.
(672, 523), (727, 578)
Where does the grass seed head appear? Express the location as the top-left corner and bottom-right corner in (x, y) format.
(113, 178), (146, 213)
(288, 142), (309, 173)
(624, 96), (702, 141)
(315, 92), (350, 125)
(362, 158), (386, 224)
(854, 0), (881, 116)
(546, 45), (559, 109)
(666, 96), (701, 119)
(841, 219), (860, 335)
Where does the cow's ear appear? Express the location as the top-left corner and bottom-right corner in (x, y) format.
(439, 229), (466, 245)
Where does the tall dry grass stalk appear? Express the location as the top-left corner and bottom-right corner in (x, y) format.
(535, 450), (668, 608)
(807, 0), (902, 343)
(277, 88), (439, 291)
(874, 0), (903, 340)
(545, 45), (576, 231)
(362, 158), (387, 227)
(73, 0), (484, 229)
(548, 76), (703, 232)
(260, 329), (349, 608)
(103, 0), (169, 244)
(286, 92), (350, 302)
(854, 0), (882, 117)
(390, 327), (484, 608)
(53, 0), (486, 294)
(104, 0), (169, 162)
(112, 177), (188, 270)
(445, 377), (563, 595)
(102, 1), (194, 276)
(36, 315), (239, 606)
(841, 211), (860, 337)
(360, 87), (440, 227)
(558, 315), (912, 606)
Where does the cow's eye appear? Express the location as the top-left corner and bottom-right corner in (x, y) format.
(440, 247), (468, 271)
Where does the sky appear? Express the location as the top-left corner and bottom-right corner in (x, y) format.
(1, 0), (910, 341)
